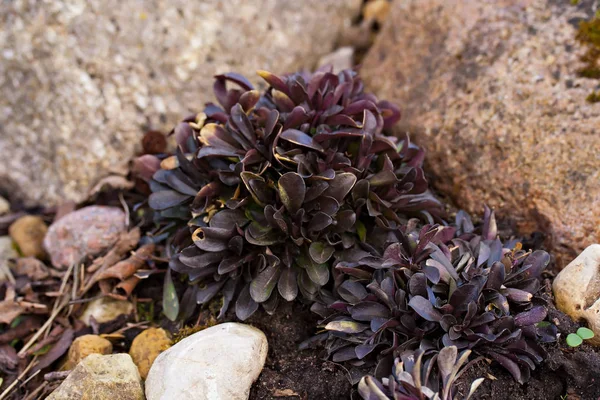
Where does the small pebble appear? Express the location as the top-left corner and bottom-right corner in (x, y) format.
(129, 328), (171, 379)
(9, 215), (47, 259)
(64, 334), (113, 370)
(47, 353), (144, 400)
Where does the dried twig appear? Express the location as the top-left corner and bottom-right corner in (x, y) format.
(44, 370), (70, 382)
(19, 261), (74, 357)
(0, 355), (37, 400)
(118, 192), (130, 230)
(19, 369), (41, 389)
(22, 381), (48, 400)
(67, 294), (105, 305)
(18, 298), (69, 357)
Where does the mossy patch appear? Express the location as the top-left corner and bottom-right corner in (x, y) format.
(172, 316), (218, 345)
(575, 12), (600, 100)
(586, 91), (600, 102)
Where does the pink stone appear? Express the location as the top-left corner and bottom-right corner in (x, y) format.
(44, 206), (126, 269)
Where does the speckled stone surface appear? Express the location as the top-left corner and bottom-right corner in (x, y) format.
(362, 0), (600, 267)
(43, 206), (126, 268)
(0, 0), (360, 206)
(47, 354), (144, 400)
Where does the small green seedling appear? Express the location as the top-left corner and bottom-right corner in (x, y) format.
(566, 327), (595, 347)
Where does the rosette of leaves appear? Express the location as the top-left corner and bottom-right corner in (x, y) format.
(139, 68), (443, 320)
(358, 346), (483, 400)
(312, 208), (556, 384)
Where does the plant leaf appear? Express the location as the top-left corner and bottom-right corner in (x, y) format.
(236, 284), (259, 321)
(577, 327), (595, 340)
(278, 267), (298, 301)
(163, 269), (179, 321)
(250, 262), (281, 303)
(566, 333), (583, 347)
(309, 242), (335, 264)
(280, 129), (324, 152)
(408, 296), (442, 322)
(325, 320), (369, 334)
(305, 259), (330, 286)
(278, 172), (306, 213)
(149, 190), (189, 210)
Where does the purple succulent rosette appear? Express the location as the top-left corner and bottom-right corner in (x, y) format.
(310, 208), (556, 385)
(138, 67), (442, 320)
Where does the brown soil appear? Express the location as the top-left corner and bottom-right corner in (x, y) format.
(245, 302), (354, 400)
(456, 297), (600, 400)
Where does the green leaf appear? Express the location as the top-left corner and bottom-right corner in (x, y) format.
(163, 269), (180, 321)
(356, 220), (366, 242)
(309, 241), (334, 264)
(33, 344), (52, 356)
(566, 333), (583, 347)
(10, 315), (23, 329)
(305, 259), (330, 286)
(577, 327), (595, 340)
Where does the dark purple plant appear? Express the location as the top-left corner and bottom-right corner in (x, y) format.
(137, 68), (443, 320)
(358, 346), (483, 400)
(310, 209), (556, 384)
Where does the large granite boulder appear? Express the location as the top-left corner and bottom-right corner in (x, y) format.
(0, 0), (360, 207)
(362, 0), (600, 267)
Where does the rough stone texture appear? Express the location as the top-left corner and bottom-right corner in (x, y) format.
(8, 215), (47, 259)
(129, 327), (171, 379)
(64, 334), (113, 370)
(317, 47), (355, 74)
(0, 0), (361, 207)
(47, 353), (144, 400)
(43, 206), (126, 269)
(362, 0), (600, 267)
(0, 237), (18, 282)
(553, 244), (600, 346)
(145, 322), (268, 400)
(79, 297), (133, 325)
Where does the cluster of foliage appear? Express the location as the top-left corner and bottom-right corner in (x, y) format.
(135, 67), (556, 393)
(309, 209), (556, 385)
(358, 346), (483, 400)
(136, 68), (442, 320)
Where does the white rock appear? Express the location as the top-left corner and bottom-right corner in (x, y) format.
(145, 322), (268, 400)
(553, 244), (600, 346)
